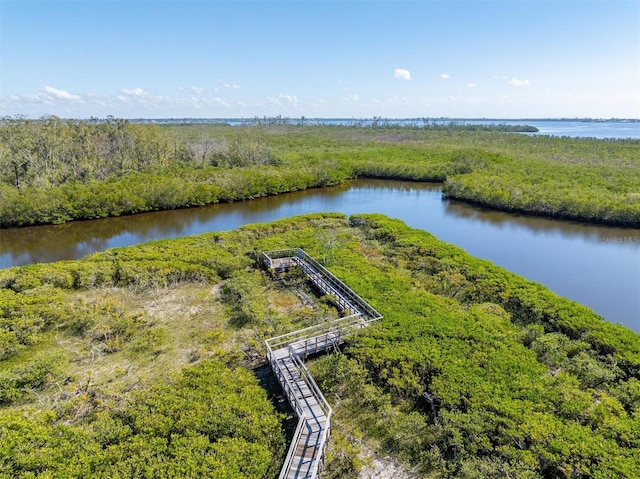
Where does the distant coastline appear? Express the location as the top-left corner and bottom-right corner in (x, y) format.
(127, 116), (640, 123)
(127, 117), (640, 140)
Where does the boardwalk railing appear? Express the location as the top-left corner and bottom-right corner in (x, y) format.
(279, 416), (309, 478)
(263, 248), (383, 321)
(263, 249), (382, 479)
(267, 344), (333, 420)
(265, 313), (368, 358)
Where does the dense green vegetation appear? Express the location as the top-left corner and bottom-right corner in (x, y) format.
(0, 361), (284, 478)
(312, 215), (640, 478)
(0, 213), (638, 477)
(1, 117), (639, 227)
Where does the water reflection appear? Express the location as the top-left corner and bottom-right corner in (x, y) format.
(0, 179), (638, 331)
(443, 200), (640, 246)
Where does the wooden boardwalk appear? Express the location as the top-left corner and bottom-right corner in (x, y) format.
(263, 249), (382, 479)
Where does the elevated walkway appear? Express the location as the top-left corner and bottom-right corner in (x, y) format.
(263, 249), (382, 479)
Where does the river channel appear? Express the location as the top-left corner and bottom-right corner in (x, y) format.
(1, 179), (638, 331)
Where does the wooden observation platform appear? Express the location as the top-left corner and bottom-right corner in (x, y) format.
(263, 249), (382, 479)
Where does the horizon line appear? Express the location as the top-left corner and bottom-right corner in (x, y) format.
(3, 115), (638, 122)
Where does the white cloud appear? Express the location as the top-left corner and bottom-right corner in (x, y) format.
(219, 80), (242, 89)
(468, 82), (477, 88)
(394, 68), (411, 80)
(343, 94), (358, 102)
(119, 87), (149, 97)
(43, 86), (81, 101)
(266, 96), (282, 106)
(24, 93), (53, 104)
(265, 93), (299, 106)
(178, 86), (205, 94)
(3, 86), (82, 107)
(440, 73), (451, 79)
(279, 93), (298, 104)
(508, 78), (530, 87)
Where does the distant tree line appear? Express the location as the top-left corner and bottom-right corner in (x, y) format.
(0, 116), (277, 190)
(0, 116), (171, 188)
(246, 115), (539, 131)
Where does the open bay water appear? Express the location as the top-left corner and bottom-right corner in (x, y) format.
(522, 120), (639, 139)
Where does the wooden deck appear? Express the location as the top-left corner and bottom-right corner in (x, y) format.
(263, 249), (382, 479)
(270, 351), (329, 479)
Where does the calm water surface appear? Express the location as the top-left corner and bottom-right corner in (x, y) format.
(1, 180), (638, 331)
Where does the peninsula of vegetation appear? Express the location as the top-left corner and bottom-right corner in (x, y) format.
(1, 116), (639, 228)
(1, 213), (638, 478)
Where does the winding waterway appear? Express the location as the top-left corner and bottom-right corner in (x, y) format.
(1, 179), (639, 331)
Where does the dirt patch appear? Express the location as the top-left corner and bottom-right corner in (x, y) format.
(358, 445), (418, 479)
(359, 456), (418, 479)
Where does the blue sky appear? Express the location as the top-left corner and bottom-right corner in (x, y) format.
(1, 0), (638, 119)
